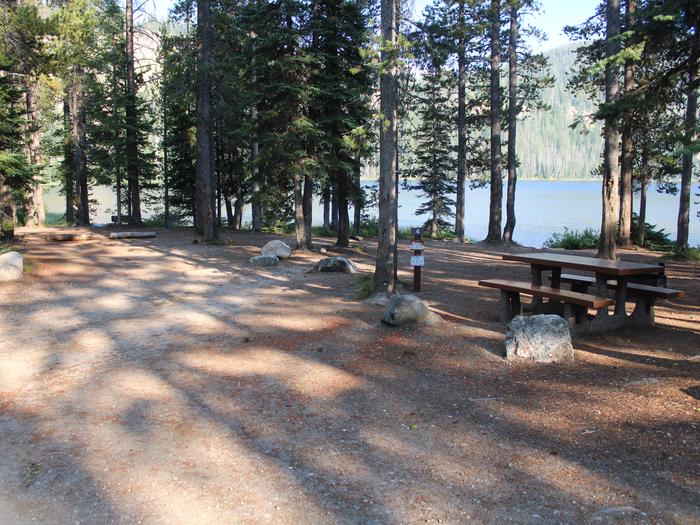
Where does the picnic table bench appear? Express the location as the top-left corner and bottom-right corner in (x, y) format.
(479, 252), (683, 333)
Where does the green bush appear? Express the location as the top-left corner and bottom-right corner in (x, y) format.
(544, 228), (599, 250)
(631, 213), (673, 251)
(356, 272), (375, 300)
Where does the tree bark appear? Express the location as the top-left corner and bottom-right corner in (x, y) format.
(62, 95), (75, 224)
(224, 193), (234, 227)
(322, 184), (330, 229)
(636, 144), (648, 246)
(374, 0), (398, 294)
(125, 0), (141, 225)
(25, 82), (44, 226)
(676, 18), (699, 254)
(303, 173), (313, 248)
(0, 173), (13, 241)
(502, 0), (518, 243)
(330, 185), (338, 230)
(195, 0), (216, 240)
(486, 0), (503, 242)
(336, 171), (350, 248)
(70, 73), (89, 226)
(353, 167), (362, 235)
(618, 0), (636, 246)
(454, 0), (467, 243)
(598, 0), (621, 260)
(293, 173), (307, 249)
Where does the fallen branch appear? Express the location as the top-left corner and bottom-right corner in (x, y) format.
(108, 231), (156, 239)
(46, 233), (94, 242)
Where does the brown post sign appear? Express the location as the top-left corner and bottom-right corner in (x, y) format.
(410, 227), (424, 293)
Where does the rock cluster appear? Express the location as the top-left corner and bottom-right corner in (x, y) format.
(249, 254), (280, 267)
(261, 240), (292, 259)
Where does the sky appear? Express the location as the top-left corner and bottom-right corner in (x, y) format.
(150, 0), (599, 52)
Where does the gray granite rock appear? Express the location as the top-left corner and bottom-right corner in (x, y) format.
(249, 254), (280, 267)
(382, 295), (439, 327)
(261, 240), (292, 259)
(312, 256), (358, 274)
(505, 314), (573, 363)
(0, 251), (23, 281)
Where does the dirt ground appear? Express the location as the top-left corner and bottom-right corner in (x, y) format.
(1, 226), (698, 525)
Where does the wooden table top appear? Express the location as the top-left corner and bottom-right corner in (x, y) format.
(502, 252), (665, 276)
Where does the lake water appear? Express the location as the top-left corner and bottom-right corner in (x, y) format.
(44, 180), (699, 248)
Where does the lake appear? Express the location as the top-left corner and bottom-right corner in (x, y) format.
(44, 180), (699, 248)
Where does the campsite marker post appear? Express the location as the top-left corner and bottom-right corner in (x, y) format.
(410, 228), (425, 293)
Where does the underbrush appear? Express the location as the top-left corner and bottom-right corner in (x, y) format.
(356, 273), (375, 300)
(544, 228), (599, 250)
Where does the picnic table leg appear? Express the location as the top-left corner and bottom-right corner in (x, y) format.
(551, 267), (562, 288)
(614, 277), (629, 317)
(531, 265), (544, 312)
(594, 272), (610, 319)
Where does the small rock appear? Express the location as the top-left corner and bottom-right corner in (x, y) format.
(249, 254), (280, 267)
(261, 240), (292, 259)
(588, 506), (646, 524)
(0, 251), (23, 281)
(350, 235), (364, 241)
(382, 294), (439, 327)
(312, 256), (358, 274)
(319, 247), (328, 255)
(505, 315), (573, 363)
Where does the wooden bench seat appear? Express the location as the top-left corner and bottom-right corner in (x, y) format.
(479, 279), (614, 308)
(556, 274), (684, 300)
(479, 279), (614, 326)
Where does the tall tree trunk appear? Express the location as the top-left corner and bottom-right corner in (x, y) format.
(636, 144), (649, 246)
(125, 0), (141, 225)
(336, 170), (350, 248)
(676, 18), (699, 254)
(618, 0), (636, 246)
(195, 0), (216, 240)
(233, 192), (243, 230)
(486, 0), (503, 242)
(0, 173), (13, 241)
(250, 46), (262, 232)
(502, 0), (519, 243)
(25, 82), (44, 226)
(293, 173), (307, 249)
(70, 73), (89, 226)
(455, 0), (467, 243)
(303, 173), (313, 248)
(322, 183), (330, 229)
(330, 185), (338, 230)
(224, 192), (234, 227)
(353, 167), (362, 235)
(374, 0), (398, 295)
(598, 0), (621, 259)
(162, 91), (169, 228)
(62, 95), (75, 224)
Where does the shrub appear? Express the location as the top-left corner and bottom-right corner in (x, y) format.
(356, 272), (375, 300)
(544, 228), (599, 250)
(631, 213), (673, 251)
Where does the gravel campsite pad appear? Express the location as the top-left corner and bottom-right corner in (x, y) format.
(1, 227), (698, 524)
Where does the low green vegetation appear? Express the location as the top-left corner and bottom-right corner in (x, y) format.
(544, 228), (599, 250)
(356, 273), (375, 300)
(45, 212), (68, 226)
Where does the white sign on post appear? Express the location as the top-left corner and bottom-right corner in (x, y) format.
(409, 241), (425, 251)
(410, 255), (425, 267)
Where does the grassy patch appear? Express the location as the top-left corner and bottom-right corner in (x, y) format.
(356, 272), (375, 300)
(45, 211), (68, 226)
(668, 247), (700, 261)
(0, 243), (10, 255)
(544, 228), (599, 250)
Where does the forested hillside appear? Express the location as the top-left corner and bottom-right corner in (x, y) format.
(517, 44), (603, 180)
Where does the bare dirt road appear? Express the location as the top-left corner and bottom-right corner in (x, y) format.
(1, 227), (698, 524)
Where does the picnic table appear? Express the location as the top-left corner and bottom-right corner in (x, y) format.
(479, 252), (683, 333)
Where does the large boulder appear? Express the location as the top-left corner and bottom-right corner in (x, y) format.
(505, 315), (574, 363)
(382, 295), (439, 327)
(312, 256), (358, 274)
(249, 254), (280, 267)
(261, 240), (292, 260)
(0, 251), (23, 282)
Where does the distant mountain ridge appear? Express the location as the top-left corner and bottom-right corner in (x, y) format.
(517, 43), (603, 180)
